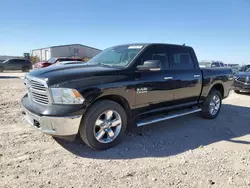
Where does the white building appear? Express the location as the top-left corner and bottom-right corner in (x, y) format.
(31, 44), (101, 61)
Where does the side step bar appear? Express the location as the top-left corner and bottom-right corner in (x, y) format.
(137, 108), (201, 127)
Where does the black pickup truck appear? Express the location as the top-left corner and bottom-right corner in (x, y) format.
(22, 43), (233, 150)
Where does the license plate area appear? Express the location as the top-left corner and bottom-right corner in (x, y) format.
(24, 109), (41, 129)
(33, 120), (41, 128)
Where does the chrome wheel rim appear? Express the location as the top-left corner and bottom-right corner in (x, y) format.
(93, 110), (122, 144)
(209, 94), (221, 115)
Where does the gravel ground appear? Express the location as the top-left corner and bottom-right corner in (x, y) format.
(0, 78), (250, 188)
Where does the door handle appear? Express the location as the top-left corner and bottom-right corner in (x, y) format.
(194, 75), (201, 78)
(164, 77), (173, 80)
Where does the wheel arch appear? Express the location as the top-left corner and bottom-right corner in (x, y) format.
(89, 94), (133, 121)
(210, 83), (224, 98)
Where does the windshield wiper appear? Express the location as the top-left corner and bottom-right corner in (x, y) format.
(94, 62), (113, 67)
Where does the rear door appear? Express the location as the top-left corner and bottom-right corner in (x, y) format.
(168, 47), (202, 105)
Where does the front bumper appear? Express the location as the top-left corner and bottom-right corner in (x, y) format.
(23, 108), (82, 136)
(232, 81), (250, 92)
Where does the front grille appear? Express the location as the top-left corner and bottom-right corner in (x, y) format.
(30, 80), (46, 91)
(26, 76), (50, 105)
(31, 92), (49, 104)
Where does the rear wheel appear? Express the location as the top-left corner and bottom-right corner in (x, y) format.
(79, 100), (127, 150)
(234, 90), (240, 94)
(201, 89), (222, 119)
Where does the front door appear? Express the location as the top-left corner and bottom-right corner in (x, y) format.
(134, 45), (175, 114)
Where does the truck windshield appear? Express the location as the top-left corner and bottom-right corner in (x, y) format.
(87, 45), (144, 67)
(47, 58), (57, 64)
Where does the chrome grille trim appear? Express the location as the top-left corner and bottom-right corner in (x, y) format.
(236, 77), (247, 83)
(25, 75), (51, 105)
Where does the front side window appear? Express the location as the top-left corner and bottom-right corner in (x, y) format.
(138, 46), (168, 69)
(87, 45), (144, 67)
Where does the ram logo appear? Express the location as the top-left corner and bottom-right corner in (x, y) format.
(137, 88), (148, 94)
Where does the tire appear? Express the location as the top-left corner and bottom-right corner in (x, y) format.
(79, 100), (127, 150)
(22, 66), (29, 72)
(200, 89), (222, 119)
(234, 90), (240, 94)
(0, 67), (3, 72)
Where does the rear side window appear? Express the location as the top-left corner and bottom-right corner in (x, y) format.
(169, 48), (194, 69)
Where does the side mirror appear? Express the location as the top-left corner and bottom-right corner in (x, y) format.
(137, 60), (161, 71)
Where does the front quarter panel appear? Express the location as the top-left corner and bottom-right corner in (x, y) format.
(60, 74), (136, 110)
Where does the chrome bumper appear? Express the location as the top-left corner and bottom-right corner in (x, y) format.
(23, 109), (82, 136)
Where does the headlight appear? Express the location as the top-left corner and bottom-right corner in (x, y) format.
(51, 88), (85, 104)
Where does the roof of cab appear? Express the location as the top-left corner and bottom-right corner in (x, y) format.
(112, 43), (192, 48)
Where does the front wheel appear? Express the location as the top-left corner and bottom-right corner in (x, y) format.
(234, 90), (240, 94)
(79, 100), (127, 150)
(200, 89), (222, 119)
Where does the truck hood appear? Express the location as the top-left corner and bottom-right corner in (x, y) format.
(28, 64), (120, 86)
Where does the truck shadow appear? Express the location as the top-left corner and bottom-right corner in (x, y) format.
(55, 104), (250, 159)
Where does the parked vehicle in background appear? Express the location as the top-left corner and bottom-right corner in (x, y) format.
(239, 64), (250, 72)
(230, 66), (240, 74)
(34, 57), (82, 69)
(232, 68), (250, 93)
(0, 59), (32, 72)
(52, 61), (85, 66)
(22, 43), (233, 150)
(199, 61), (225, 68)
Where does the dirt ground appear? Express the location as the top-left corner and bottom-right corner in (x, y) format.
(0, 78), (250, 188)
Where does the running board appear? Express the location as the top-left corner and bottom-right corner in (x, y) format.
(136, 108), (201, 127)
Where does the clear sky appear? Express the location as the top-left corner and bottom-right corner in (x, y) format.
(0, 0), (249, 64)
